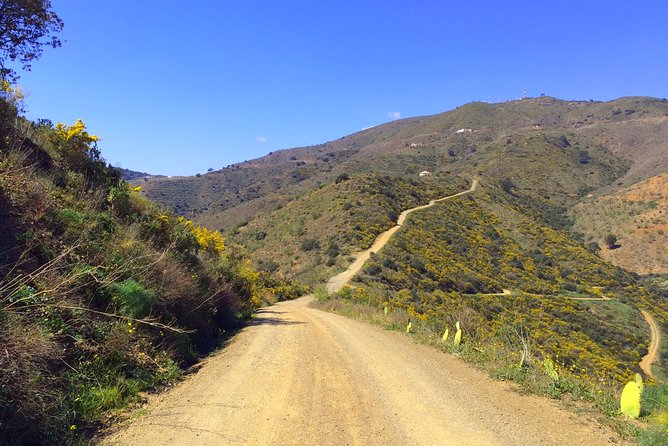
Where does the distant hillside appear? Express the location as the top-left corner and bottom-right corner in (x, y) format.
(116, 167), (163, 181)
(571, 172), (668, 274)
(140, 96), (668, 276)
(233, 173), (467, 284)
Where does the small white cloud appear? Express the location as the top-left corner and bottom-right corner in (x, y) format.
(257, 136), (268, 143)
(388, 111), (401, 120)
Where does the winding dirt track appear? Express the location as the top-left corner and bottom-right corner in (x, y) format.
(104, 296), (624, 445)
(326, 179), (478, 293)
(639, 310), (661, 379)
(563, 293), (658, 378)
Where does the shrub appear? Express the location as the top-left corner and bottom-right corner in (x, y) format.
(364, 263), (382, 276)
(500, 178), (516, 193)
(326, 242), (340, 258)
(258, 259), (279, 273)
(108, 279), (155, 318)
(604, 233), (618, 249)
(587, 242), (600, 253)
(107, 182), (133, 219)
(300, 238), (320, 252)
(335, 173), (350, 183)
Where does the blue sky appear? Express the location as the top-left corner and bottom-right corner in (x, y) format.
(13, 0), (668, 175)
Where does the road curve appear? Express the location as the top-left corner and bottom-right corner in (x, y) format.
(103, 296), (624, 446)
(639, 310), (661, 379)
(326, 179), (479, 293)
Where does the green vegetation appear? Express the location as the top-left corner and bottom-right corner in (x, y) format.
(333, 183), (666, 382)
(0, 0), (63, 81)
(0, 91), (306, 444)
(606, 233), (619, 249)
(231, 173), (466, 285)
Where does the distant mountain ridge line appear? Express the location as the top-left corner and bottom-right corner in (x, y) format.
(137, 95), (668, 276)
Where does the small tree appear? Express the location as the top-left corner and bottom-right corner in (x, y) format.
(335, 173), (349, 184)
(586, 241), (600, 254)
(604, 233), (618, 249)
(0, 0), (64, 81)
(300, 238), (320, 252)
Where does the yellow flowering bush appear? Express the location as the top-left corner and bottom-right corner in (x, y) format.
(53, 119), (99, 146)
(1, 80), (24, 100)
(49, 119), (103, 172)
(192, 226), (225, 256)
(174, 216), (225, 256)
(0, 81), (26, 115)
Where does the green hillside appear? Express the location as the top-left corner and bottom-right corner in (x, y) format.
(336, 182), (668, 382)
(232, 173), (467, 284)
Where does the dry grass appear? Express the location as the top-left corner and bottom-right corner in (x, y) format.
(571, 172), (668, 274)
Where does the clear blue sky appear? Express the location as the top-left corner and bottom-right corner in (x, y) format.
(14, 0), (668, 175)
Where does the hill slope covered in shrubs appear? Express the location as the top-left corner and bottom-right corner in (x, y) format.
(0, 89), (305, 444)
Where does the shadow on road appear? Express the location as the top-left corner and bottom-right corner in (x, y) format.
(248, 309), (305, 326)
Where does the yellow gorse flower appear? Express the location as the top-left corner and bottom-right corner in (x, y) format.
(192, 226), (225, 256)
(1, 81), (25, 103)
(177, 216), (193, 228)
(54, 119), (99, 143)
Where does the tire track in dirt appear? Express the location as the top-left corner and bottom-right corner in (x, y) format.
(639, 309), (661, 379)
(103, 296), (626, 445)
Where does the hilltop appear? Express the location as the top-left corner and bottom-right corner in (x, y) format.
(115, 167), (164, 182)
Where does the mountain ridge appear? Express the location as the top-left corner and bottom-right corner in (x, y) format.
(138, 96), (668, 277)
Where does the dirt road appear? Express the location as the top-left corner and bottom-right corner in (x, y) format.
(639, 309), (661, 379)
(104, 296), (624, 446)
(326, 179), (478, 293)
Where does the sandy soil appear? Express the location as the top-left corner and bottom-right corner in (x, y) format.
(103, 296), (625, 446)
(573, 172), (668, 275)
